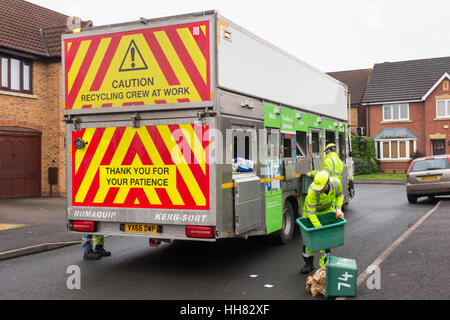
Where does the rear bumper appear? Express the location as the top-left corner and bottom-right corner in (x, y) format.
(67, 221), (217, 242)
(406, 181), (450, 196)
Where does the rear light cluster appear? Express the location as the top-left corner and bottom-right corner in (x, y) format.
(185, 226), (215, 238)
(70, 221), (96, 232)
(406, 160), (414, 177)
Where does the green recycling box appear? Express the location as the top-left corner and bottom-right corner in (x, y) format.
(325, 254), (357, 298)
(296, 212), (347, 252)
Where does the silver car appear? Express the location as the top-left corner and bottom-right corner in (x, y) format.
(406, 154), (450, 203)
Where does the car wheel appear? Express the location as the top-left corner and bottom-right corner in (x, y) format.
(407, 195), (418, 204)
(276, 201), (295, 245)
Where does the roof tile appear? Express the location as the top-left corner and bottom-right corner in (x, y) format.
(327, 69), (372, 105)
(0, 0), (71, 57)
(362, 56), (450, 104)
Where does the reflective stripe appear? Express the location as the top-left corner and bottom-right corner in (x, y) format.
(317, 202), (333, 210)
(307, 210), (316, 215)
(306, 202), (316, 209)
(329, 154), (343, 177)
(314, 190), (320, 203)
(331, 177), (343, 197)
(323, 167), (332, 174)
(331, 178), (338, 192)
(330, 157), (336, 175)
(308, 186), (320, 203)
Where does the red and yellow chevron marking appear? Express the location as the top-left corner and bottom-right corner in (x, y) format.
(64, 21), (211, 110)
(71, 124), (209, 210)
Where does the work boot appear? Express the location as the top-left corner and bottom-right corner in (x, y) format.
(300, 256), (315, 274)
(94, 245), (111, 257)
(83, 250), (101, 260)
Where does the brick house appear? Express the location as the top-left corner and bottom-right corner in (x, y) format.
(0, 0), (91, 198)
(362, 57), (450, 173)
(327, 68), (372, 133)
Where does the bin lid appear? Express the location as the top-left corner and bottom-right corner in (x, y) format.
(327, 255), (357, 269)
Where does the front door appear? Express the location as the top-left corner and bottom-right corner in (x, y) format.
(432, 139), (445, 156)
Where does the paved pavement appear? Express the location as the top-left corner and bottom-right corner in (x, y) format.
(0, 197), (80, 260)
(351, 199), (450, 300)
(0, 185), (448, 300)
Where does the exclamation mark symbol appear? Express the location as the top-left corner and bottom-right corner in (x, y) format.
(130, 47), (135, 68)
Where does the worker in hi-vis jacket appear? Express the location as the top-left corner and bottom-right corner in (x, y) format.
(300, 171), (344, 274)
(307, 143), (343, 184)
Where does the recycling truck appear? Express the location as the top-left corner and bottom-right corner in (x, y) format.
(64, 10), (354, 244)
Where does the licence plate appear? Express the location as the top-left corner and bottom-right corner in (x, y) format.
(418, 176), (439, 182)
(125, 223), (160, 233)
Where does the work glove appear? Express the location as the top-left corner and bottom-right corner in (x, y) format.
(306, 172), (312, 177)
(335, 209), (344, 220)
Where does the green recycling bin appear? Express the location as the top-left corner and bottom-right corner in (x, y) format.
(296, 212), (347, 252)
(325, 254), (357, 298)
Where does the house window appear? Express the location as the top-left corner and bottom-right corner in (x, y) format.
(0, 55), (32, 93)
(375, 139), (416, 160)
(436, 99), (450, 118)
(383, 104), (409, 121)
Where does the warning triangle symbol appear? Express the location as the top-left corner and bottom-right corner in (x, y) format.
(119, 40), (148, 72)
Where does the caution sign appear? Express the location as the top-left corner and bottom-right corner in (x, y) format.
(119, 40), (148, 72)
(64, 21), (211, 110)
(71, 124), (210, 210)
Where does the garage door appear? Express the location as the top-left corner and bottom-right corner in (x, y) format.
(0, 131), (41, 199)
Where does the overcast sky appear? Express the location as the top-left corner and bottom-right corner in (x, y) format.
(28, 0), (450, 72)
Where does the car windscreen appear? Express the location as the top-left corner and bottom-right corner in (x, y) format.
(410, 158), (449, 172)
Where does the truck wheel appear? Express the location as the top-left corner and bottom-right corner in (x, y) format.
(277, 201), (295, 244)
(348, 180), (355, 198)
(342, 202), (349, 213)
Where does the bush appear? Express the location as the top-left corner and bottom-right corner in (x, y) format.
(351, 136), (378, 174)
(369, 157), (379, 172)
(351, 136), (376, 160)
(353, 158), (377, 175)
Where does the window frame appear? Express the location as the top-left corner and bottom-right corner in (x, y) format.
(382, 103), (409, 122)
(375, 139), (416, 160)
(0, 55), (32, 94)
(436, 99), (450, 119)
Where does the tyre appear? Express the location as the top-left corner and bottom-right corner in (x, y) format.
(407, 195), (418, 204)
(342, 202), (349, 213)
(348, 180), (355, 198)
(276, 200), (295, 244)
